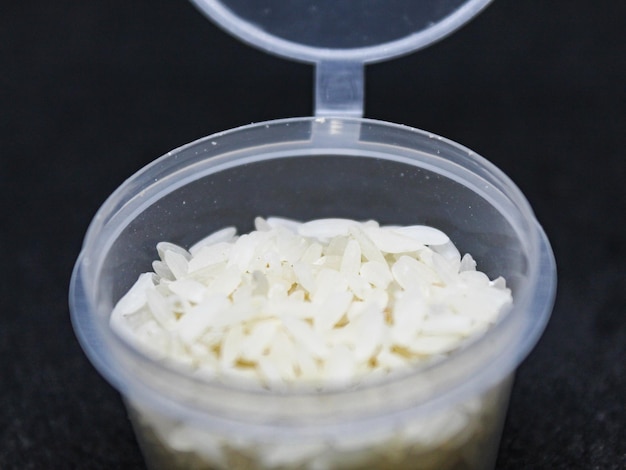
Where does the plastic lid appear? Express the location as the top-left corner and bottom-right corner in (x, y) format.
(190, 0), (493, 116)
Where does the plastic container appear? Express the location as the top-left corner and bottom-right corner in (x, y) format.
(70, 2), (556, 469)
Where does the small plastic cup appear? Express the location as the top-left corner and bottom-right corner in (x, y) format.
(70, 117), (556, 470)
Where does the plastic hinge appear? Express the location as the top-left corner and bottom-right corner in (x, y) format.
(315, 61), (364, 118)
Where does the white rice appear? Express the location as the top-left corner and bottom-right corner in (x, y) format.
(110, 217), (512, 390)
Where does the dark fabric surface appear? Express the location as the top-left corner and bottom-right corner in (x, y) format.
(1, 1), (624, 468)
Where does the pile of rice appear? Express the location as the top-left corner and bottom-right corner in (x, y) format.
(111, 217), (511, 389)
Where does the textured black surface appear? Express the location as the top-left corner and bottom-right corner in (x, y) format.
(1, 1), (624, 468)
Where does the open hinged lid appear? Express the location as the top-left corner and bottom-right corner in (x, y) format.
(190, 0), (493, 116)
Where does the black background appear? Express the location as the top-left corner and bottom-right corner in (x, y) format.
(1, 1), (625, 468)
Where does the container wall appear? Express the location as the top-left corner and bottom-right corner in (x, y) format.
(99, 153), (528, 310)
(127, 374), (513, 470)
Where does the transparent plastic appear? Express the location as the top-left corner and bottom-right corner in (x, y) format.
(71, 1), (554, 468)
(189, 0), (494, 116)
(188, 0), (494, 63)
(70, 117), (556, 470)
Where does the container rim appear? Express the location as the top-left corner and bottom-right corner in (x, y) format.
(70, 116), (556, 433)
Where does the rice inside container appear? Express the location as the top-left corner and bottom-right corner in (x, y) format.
(69, 1), (557, 469)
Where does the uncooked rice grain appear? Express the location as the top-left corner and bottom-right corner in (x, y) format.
(111, 217), (512, 390)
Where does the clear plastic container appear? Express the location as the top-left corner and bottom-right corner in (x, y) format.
(70, 117), (555, 470)
(70, 2), (556, 469)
